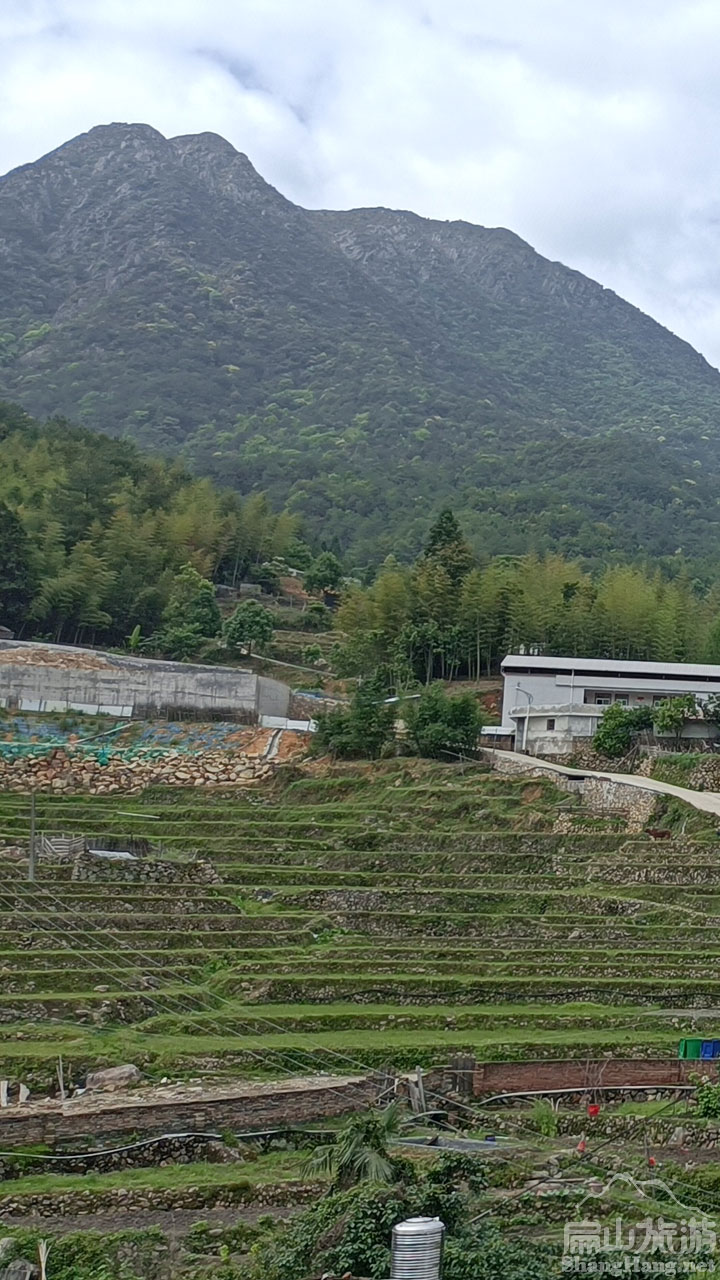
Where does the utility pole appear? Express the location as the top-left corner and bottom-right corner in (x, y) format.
(28, 791), (37, 883)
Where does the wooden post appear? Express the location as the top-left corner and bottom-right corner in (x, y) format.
(57, 1055), (66, 1103)
(415, 1066), (427, 1116)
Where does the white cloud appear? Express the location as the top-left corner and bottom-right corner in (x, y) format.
(3, 0), (720, 361)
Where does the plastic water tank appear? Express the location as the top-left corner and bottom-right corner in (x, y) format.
(391, 1216), (445, 1279)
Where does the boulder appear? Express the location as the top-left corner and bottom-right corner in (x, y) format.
(85, 1064), (141, 1092)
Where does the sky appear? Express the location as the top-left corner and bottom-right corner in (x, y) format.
(3, 0), (720, 363)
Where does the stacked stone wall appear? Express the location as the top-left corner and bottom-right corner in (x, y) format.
(0, 746), (274, 794)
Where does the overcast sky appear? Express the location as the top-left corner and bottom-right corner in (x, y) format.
(3, 0), (720, 363)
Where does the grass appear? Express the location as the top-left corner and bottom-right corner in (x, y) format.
(0, 1024), (689, 1071)
(0, 759), (716, 1090)
(609, 1099), (690, 1117)
(0, 1150), (312, 1197)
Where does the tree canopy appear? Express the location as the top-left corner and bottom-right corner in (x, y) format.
(0, 403), (297, 647)
(332, 526), (720, 687)
(224, 600), (275, 656)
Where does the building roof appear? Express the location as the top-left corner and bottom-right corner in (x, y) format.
(501, 655), (720, 680)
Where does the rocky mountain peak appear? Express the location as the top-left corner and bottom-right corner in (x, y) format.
(1, 123), (720, 560)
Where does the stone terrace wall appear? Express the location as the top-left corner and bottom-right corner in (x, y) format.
(0, 745), (275, 794)
(0, 1178), (320, 1218)
(486, 750), (658, 831)
(70, 853), (221, 884)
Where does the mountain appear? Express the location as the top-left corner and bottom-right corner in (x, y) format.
(2, 122), (720, 566)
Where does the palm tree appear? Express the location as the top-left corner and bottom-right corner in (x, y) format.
(303, 1101), (408, 1190)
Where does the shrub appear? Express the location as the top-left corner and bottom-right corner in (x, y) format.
(313, 677), (395, 760)
(304, 601), (333, 630)
(152, 622), (205, 661)
(405, 684), (482, 759)
(304, 551), (343, 594)
(653, 694), (700, 742)
(592, 703), (653, 757)
(225, 600), (274, 656)
(163, 562), (221, 638)
(696, 1081), (720, 1118)
(529, 1098), (558, 1137)
(302, 643), (324, 666)
(425, 1150), (487, 1193)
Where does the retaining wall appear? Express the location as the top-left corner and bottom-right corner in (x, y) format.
(0, 744), (275, 794)
(0, 641), (289, 721)
(486, 751), (659, 831)
(471, 1057), (714, 1096)
(0, 1178), (320, 1218)
(0, 1077), (380, 1147)
(70, 853), (222, 884)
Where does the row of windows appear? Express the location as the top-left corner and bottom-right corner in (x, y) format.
(585, 692), (684, 707)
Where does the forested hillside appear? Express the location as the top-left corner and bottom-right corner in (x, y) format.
(0, 403), (297, 646)
(3, 124), (720, 564)
(330, 510), (720, 685)
(3, 403), (720, 677)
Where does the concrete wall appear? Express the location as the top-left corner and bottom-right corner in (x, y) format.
(257, 675), (291, 718)
(0, 641), (289, 721)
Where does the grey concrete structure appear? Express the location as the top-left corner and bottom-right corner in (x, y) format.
(0, 641), (290, 721)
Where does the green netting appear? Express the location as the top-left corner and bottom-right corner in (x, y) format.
(0, 740), (201, 763)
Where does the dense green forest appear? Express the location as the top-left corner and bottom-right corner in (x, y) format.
(4, 124), (720, 564)
(330, 510), (720, 686)
(3, 403), (720, 677)
(0, 403), (300, 646)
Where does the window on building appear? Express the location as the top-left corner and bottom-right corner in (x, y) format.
(546, 718), (556, 730)
(614, 695), (629, 705)
(594, 695), (612, 706)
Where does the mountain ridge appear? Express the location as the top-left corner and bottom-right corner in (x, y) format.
(1, 122), (720, 564)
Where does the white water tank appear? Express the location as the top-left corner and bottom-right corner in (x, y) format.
(391, 1216), (445, 1280)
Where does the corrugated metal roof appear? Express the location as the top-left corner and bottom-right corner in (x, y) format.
(501, 655), (720, 679)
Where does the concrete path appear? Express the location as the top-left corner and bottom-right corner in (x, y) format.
(486, 748), (720, 821)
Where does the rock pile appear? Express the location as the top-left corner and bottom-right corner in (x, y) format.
(688, 757), (720, 791)
(71, 852), (222, 884)
(0, 644), (110, 670)
(0, 747), (275, 794)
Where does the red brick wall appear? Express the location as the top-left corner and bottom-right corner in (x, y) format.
(473, 1058), (714, 1095)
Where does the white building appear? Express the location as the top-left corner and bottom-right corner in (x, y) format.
(500, 654), (720, 754)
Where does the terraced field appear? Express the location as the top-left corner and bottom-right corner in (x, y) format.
(0, 760), (718, 1091)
